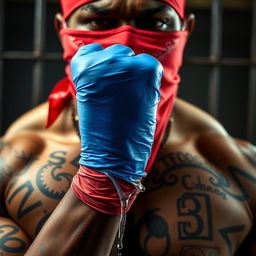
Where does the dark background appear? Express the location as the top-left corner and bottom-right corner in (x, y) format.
(1, 0), (255, 143)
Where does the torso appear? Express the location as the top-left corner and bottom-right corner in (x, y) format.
(0, 99), (256, 256)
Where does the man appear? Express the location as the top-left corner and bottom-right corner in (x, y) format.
(0, 0), (255, 255)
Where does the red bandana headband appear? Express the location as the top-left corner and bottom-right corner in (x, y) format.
(60, 0), (186, 21)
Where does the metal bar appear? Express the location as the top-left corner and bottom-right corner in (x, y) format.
(0, 0), (5, 135)
(1, 52), (255, 67)
(208, 0), (222, 117)
(0, 51), (62, 60)
(32, 0), (46, 107)
(247, 0), (256, 143)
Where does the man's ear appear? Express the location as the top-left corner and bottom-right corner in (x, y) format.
(186, 14), (195, 37)
(55, 13), (64, 40)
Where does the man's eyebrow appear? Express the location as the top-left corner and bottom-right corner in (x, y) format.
(142, 5), (169, 16)
(81, 4), (113, 15)
(80, 4), (169, 16)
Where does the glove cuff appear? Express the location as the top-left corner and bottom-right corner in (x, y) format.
(71, 165), (138, 215)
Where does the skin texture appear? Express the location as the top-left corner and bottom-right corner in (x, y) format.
(0, 0), (255, 255)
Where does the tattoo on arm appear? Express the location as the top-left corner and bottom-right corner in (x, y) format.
(0, 224), (28, 254)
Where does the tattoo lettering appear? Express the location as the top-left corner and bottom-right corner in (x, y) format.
(0, 224), (27, 253)
(211, 166), (256, 201)
(182, 174), (227, 200)
(36, 151), (73, 199)
(180, 245), (220, 256)
(177, 193), (212, 240)
(135, 209), (171, 256)
(144, 152), (223, 193)
(7, 181), (42, 219)
(70, 156), (80, 169)
(146, 152), (256, 202)
(219, 225), (245, 254)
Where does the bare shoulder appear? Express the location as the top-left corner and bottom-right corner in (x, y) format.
(172, 98), (227, 141)
(234, 138), (256, 167)
(173, 98), (255, 165)
(2, 102), (48, 140)
(2, 100), (76, 143)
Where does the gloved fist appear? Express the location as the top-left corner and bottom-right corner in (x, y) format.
(71, 44), (163, 184)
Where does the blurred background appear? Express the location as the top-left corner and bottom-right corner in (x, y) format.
(0, 0), (255, 143)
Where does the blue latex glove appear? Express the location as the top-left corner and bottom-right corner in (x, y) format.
(71, 44), (163, 184)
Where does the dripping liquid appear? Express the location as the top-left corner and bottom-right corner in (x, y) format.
(106, 174), (145, 255)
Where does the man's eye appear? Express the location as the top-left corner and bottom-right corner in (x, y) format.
(87, 18), (117, 30)
(151, 18), (169, 28)
(137, 18), (173, 31)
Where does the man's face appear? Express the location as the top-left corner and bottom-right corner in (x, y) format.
(66, 0), (183, 32)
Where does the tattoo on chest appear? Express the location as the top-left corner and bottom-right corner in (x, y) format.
(144, 152), (256, 201)
(36, 151), (73, 199)
(133, 209), (171, 256)
(6, 151), (74, 223)
(219, 225), (245, 255)
(7, 180), (43, 219)
(179, 245), (220, 256)
(177, 193), (212, 241)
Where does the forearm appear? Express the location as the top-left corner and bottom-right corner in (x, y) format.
(25, 188), (120, 256)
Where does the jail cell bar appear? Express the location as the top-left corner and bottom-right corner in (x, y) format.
(248, 0), (256, 143)
(0, 0), (255, 142)
(0, 0), (4, 132)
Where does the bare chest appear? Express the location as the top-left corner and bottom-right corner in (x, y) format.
(4, 140), (80, 238)
(120, 150), (254, 256)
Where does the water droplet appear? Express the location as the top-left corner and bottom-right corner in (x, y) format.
(105, 174), (145, 254)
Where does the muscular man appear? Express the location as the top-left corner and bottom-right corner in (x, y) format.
(1, 0), (256, 255)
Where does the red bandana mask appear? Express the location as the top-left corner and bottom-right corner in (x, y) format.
(47, 0), (187, 173)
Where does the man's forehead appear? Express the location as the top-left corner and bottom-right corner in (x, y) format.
(60, 0), (185, 20)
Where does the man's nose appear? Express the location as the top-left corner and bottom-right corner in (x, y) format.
(119, 20), (136, 27)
